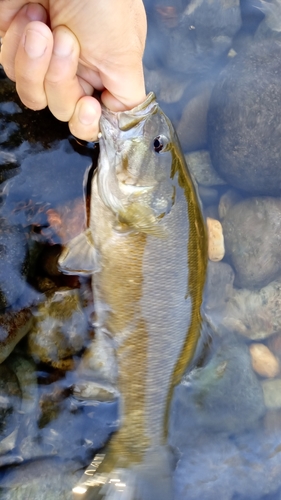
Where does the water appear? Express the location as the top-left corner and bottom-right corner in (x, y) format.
(1, 1), (281, 498)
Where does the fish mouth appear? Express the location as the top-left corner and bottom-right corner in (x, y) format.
(100, 92), (158, 135)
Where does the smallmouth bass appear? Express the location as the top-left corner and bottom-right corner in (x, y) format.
(59, 92), (207, 499)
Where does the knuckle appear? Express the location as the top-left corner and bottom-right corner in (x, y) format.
(16, 88), (47, 111)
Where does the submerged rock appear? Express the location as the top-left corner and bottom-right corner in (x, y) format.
(150, 0), (241, 75)
(176, 83), (214, 152)
(0, 458), (80, 500)
(262, 379), (281, 409)
(171, 336), (265, 438)
(222, 197), (281, 289)
(204, 261), (235, 312)
(0, 222), (36, 310)
(249, 343), (280, 378)
(208, 39), (281, 195)
(27, 288), (89, 366)
(185, 150), (226, 187)
(209, 279), (281, 340)
(0, 309), (33, 364)
(206, 217), (225, 262)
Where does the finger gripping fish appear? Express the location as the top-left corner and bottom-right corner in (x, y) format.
(59, 93), (207, 499)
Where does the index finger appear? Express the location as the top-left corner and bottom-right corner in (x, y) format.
(0, 0), (48, 35)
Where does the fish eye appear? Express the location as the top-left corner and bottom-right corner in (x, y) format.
(153, 135), (168, 153)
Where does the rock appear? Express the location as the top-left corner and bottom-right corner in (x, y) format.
(249, 343), (280, 378)
(204, 204), (220, 220)
(185, 150), (226, 187)
(0, 458), (81, 500)
(27, 288), (89, 366)
(209, 279), (281, 340)
(176, 83), (213, 152)
(197, 186), (219, 206)
(268, 334), (281, 361)
(0, 222), (36, 310)
(208, 39), (281, 195)
(44, 197), (85, 245)
(0, 309), (34, 364)
(173, 426), (281, 500)
(76, 330), (118, 385)
(254, 0), (281, 40)
(262, 379), (281, 408)
(207, 217), (225, 262)
(73, 381), (119, 403)
(170, 336), (265, 437)
(263, 409), (281, 434)
(164, 0), (241, 75)
(144, 67), (189, 104)
(204, 261), (235, 312)
(222, 197), (281, 289)
(0, 364), (21, 451)
(218, 189), (243, 220)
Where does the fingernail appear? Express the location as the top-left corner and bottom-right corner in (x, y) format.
(78, 103), (97, 126)
(25, 3), (46, 22)
(53, 30), (74, 58)
(24, 30), (47, 59)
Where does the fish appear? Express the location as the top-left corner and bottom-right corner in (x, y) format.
(58, 92), (208, 499)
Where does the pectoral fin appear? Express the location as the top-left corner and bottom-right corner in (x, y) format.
(58, 229), (96, 275)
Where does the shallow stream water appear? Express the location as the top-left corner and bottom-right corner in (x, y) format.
(1, 1), (281, 498)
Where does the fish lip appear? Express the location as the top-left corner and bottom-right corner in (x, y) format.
(100, 92), (158, 133)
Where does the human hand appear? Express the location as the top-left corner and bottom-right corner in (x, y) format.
(0, 1), (147, 141)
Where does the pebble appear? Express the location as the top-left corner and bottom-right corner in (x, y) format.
(249, 343), (280, 378)
(207, 217), (225, 262)
(262, 379), (281, 409)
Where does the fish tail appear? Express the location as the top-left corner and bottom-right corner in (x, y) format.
(72, 447), (174, 500)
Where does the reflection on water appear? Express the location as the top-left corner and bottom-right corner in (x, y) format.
(1, 0), (281, 497)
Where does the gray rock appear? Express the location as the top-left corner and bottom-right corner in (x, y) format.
(176, 83), (213, 152)
(218, 188), (243, 220)
(173, 426), (281, 500)
(204, 261), (235, 312)
(170, 336), (265, 438)
(222, 197), (281, 289)
(208, 39), (281, 195)
(185, 150), (226, 187)
(27, 288), (90, 366)
(262, 379), (281, 409)
(165, 0), (241, 75)
(144, 68), (189, 104)
(209, 279), (281, 340)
